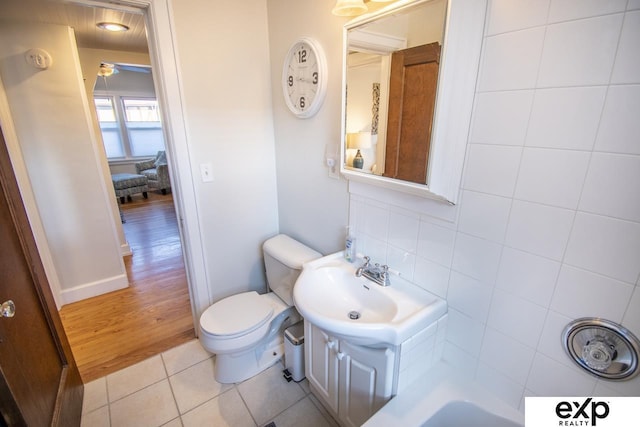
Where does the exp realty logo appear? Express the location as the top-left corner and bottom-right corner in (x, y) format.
(555, 398), (609, 426)
(526, 397), (639, 427)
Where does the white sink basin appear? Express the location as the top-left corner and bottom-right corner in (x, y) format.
(293, 252), (447, 346)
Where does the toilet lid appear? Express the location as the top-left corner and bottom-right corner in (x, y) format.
(200, 291), (273, 338)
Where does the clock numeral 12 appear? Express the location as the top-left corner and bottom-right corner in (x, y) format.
(297, 49), (307, 63)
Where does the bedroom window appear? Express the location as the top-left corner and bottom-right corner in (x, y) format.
(122, 98), (165, 157)
(95, 97), (125, 158)
(94, 96), (165, 160)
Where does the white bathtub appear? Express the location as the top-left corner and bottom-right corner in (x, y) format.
(363, 362), (524, 427)
(421, 401), (522, 427)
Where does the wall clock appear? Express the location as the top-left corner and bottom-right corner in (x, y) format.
(282, 37), (327, 118)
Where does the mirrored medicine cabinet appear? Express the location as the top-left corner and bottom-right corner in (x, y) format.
(339, 0), (488, 204)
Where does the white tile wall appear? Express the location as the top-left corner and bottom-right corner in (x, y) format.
(486, 0), (550, 35)
(397, 316), (447, 394)
(495, 247), (560, 307)
(611, 11), (640, 84)
(547, 0), (627, 23)
(579, 153), (640, 221)
(537, 14), (623, 87)
(551, 265), (634, 322)
(348, 0), (640, 410)
(458, 191), (511, 243)
(525, 87), (606, 150)
(478, 27), (545, 91)
(594, 85), (640, 154)
(504, 200), (574, 260)
(448, 271), (493, 322)
(470, 90), (534, 146)
(514, 148), (590, 209)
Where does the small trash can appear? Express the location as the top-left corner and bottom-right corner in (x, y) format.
(284, 321), (305, 382)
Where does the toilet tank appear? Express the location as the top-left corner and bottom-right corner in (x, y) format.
(263, 234), (321, 305)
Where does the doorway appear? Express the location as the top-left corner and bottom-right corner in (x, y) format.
(0, 1), (208, 381)
(61, 3), (194, 382)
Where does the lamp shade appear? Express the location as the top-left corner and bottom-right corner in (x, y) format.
(346, 132), (372, 149)
(332, 0), (368, 16)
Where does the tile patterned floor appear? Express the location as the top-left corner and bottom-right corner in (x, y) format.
(81, 339), (338, 427)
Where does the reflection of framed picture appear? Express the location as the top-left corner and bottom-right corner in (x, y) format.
(371, 83), (380, 135)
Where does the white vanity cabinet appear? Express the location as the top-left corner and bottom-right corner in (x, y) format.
(305, 321), (396, 427)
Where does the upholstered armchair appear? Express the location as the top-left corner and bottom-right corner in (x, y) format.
(135, 151), (171, 194)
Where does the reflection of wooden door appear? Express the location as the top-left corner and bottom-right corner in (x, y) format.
(384, 42), (441, 184)
(0, 127), (83, 426)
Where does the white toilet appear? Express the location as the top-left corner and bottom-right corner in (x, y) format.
(199, 234), (320, 383)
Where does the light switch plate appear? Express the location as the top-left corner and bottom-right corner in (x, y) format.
(200, 162), (214, 182)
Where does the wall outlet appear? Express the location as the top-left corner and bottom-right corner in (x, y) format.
(200, 162), (214, 182)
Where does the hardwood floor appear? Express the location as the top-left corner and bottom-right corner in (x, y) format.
(59, 191), (195, 383)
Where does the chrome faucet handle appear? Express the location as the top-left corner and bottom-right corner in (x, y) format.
(380, 265), (391, 286)
(355, 256), (370, 277)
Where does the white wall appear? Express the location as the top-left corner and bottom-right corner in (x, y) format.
(0, 23), (128, 303)
(349, 0), (640, 409)
(78, 48), (153, 253)
(168, 0), (280, 302)
(267, 0), (350, 255)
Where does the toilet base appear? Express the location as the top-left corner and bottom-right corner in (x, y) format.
(213, 335), (284, 383)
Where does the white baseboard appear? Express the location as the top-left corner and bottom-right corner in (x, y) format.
(121, 241), (132, 256)
(60, 274), (129, 305)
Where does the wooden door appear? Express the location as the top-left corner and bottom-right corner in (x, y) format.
(384, 42), (441, 184)
(0, 127), (83, 426)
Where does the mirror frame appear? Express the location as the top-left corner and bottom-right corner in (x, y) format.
(339, 0), (488, 204)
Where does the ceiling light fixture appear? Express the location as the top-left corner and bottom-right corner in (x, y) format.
(97, 63), (117, 77)
(96, 22), (130, 32)
(332, 0), (368, 16)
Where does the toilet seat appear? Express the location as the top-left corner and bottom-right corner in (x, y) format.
(200, 291), (273, 339)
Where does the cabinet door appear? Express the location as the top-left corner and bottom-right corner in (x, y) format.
(338, 341), (395, 427)
(304, 322), (339, 413)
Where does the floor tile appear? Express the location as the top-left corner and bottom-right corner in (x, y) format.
(308, 394), (339, 427)
(162, 338), (212, 376)
(270, 396), (334, 427)
(237, 364), (306, 426)
(82, 377), (108, 414)
(297, 378), (311, 394)
(107, 355), (167, 402)
(181, 388), (256, 427)
(80, 405), (110, 427)
(109, 379), (179, 427)
(161, 417), (183, 427)
(81, 342), (334, 427)
(168, 357), (232, 414)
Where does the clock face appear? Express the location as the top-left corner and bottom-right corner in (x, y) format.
(282, 38), (327, 118)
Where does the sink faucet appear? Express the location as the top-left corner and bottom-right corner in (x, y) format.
(355, 256), (391, 287)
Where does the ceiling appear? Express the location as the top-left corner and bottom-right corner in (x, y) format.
(0, 0), (148, 53)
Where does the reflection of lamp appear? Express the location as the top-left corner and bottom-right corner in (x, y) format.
(347, 132), (372, 169)
(332, 0), (367, 16)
